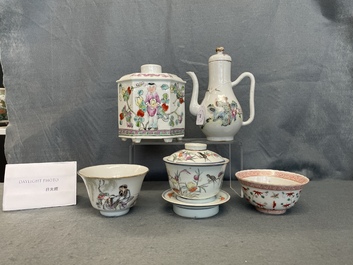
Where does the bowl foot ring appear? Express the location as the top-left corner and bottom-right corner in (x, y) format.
(100, 208), (130, 217)
(173, 204), (219, 218)
(256, 207), (286, 215)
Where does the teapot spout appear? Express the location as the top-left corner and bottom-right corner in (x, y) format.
(186, 71), (201, 116)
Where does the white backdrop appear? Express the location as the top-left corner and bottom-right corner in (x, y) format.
(1, 0), (353, 180)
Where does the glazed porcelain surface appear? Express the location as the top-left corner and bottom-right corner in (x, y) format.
(162, 189), (230, 218)
(187, 47), (255, 141)
(235, 169), (309, 215)
(164, 143), (226, 164)
(117, 64), (186, 143)
(78, 164), (149, 217)
(163, 143), (229, 200)
(162, 189), (230, 207)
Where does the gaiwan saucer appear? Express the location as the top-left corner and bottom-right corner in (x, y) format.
(162, 189), (230, 218)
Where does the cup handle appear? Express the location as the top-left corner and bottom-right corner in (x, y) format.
(231, 72), (255, 126)
(230, 173), (244, 198)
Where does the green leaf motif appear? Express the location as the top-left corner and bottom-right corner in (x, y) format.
(161, 84), (169, 90)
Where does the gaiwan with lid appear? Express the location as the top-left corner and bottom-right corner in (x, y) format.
(117, 64), (186, 143)
(163, 143), (229, 200)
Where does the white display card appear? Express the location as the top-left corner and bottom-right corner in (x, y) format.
(2, 161), (77, 211)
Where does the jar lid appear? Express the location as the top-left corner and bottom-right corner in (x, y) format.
(208, 47), (232, 63)
(163, 143), (226, 165)
(117, 64), (186, 83)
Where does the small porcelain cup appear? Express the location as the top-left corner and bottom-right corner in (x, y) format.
(78, 164), (149, 217)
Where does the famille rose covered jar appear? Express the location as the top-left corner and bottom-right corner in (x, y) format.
(117, 64), (186, 143)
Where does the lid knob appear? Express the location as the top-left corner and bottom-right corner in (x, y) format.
(140, 64), (162, 73)
(216, 47), (224, 53)
(185, 143), (207, 151)
(209, 47), (231, 63)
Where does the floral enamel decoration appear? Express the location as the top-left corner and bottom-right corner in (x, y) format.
(119, 82), (184, 130)
(204, 98), (242, 128)
(162, 143), (230, 218)
(187, 47), (255, 141)
(169, 149), (223, 163)
(164, 143), (229, 200)
(167, 167), (224, 199)
(117, 64), (186, 143)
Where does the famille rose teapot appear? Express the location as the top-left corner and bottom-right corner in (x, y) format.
(187, 47), (255, 141)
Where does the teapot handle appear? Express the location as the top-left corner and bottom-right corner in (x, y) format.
(231, 72), (255, 126)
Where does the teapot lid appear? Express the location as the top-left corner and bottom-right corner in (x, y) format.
(117, 64), (185, 83)
(208, 47), (232, 63)
(163, 143), (226, 165)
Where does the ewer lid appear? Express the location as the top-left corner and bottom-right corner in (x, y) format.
(163, 143), (226, 165)
(208, 47), (232, 63)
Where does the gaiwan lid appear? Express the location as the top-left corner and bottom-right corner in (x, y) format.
(117, 64), (186, 83)
(163, 143), (226, 165)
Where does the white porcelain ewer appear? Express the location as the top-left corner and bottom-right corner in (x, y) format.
(187, 47), (255, 141)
